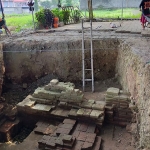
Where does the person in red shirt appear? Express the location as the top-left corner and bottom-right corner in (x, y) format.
(139, 0), (150, 29)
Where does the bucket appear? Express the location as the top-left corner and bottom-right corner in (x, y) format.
(53, 17), (59, 28)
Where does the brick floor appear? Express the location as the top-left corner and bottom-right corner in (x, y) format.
(78, 132), (87, 141)
(63, 119), (76, 125)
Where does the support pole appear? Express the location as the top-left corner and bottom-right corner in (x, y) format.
(90, 19), (94, 92)
(0, 0), (4, 19)
(31, 7), (35, 30)
(88, 0), (93, 20)
(82, 19), (85, 91)
(121, 0), (123, 20)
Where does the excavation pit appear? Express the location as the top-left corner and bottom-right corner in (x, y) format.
(0, 30), (150, 149)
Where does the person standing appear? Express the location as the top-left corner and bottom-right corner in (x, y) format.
(139, 0), (150, 29)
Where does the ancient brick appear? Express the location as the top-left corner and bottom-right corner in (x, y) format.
(68, 108), (78, 117)
(72, 140), (84, 150)
(78, 132), (87, 141)
(78, 123), (88, 132)
(81, 142), (93, 150)
(106, 87), (119, 96)
(86, 124), (96, 133)
(83, 109), (92, 117)
(32, 104), (52, 111)
(55, 128), (71, 135)
(63, 119), (76, 125)
(92, 103), (105, 111)
(85, 133), (96, 143)
(72, 131), (80, 138)
(90, 110), (104, 119)
(58, 123), (74, 129)
(77, 108), (85, 116)
(92, 136), (102, 150)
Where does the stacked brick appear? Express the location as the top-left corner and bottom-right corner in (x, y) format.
(0, 105), (21, 142)
(17, 79), (105, 127)
(37, 119), (102, 150)
(105, 87), (133, 126)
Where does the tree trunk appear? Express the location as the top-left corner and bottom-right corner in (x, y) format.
(88, 0), (93, 20)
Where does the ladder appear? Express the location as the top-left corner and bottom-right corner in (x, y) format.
(82, 19), (94, 92)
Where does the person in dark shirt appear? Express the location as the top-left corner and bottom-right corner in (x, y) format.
(139, 0), (150, 29)
(0, 18), (11, 35)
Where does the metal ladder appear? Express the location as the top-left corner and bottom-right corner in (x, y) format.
(82, 19), (94, 92)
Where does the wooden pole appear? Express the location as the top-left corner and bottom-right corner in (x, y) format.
(88, 0), (93, 20)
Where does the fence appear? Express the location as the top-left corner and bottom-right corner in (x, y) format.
(79, 0), (142, 19)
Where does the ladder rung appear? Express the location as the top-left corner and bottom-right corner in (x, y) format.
(84, 58), (91, 60)
(85, 69), (92, 71)
(83, 27), (90, 29)
(85, 79), (92, 81)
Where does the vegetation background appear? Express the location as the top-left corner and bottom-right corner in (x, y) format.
(1, 0), (141, 32)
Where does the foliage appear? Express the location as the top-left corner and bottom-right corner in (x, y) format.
(2, 8), (141, 32)
(52, 8), (64, 22)
(62, 10), (70, 24)
(35, 9), (46, 25)
(73, 9), (82, 23)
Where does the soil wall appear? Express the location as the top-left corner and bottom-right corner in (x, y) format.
(3, 39), (119, 84)
(116, 38), (150, 149)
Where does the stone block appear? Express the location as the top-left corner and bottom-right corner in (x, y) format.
(60, 134), (73, 143)
(72, 140), (84, 150)
(80, 102), (93, 109)
(58, 123), (74, 129)
(86, 133), (96, 143)
(92, 103), (105, 111)
(77, 108), (85, 116)
(24, 100), (35, 108)
(92, 136), (102, 150)
(55, 128), (71, 135)
(72, 130), (80, 138)
(82, 142), (93, 150)
(88, 99), (95, 104)
(44, 125), (57, 135)
(86, 124), (96, 133)
(63, 119), (76, 125)
(90, 110), (104, 119)
(68, 109), (78, 117)
(50, 79), (59, 85)
(78, 132), (87, 141)
(83, 109), (92, 117)
(78, 123), (88, 132)
(63, 137), (76, 148)
(106, 87), (119, 96)
(32, 104), (52, 111)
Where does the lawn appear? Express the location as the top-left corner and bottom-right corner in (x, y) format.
(83, 8), (141, 19)
(2, 8), (141, 32)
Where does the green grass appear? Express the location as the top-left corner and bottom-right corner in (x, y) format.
(83, 8), (141, 19)
(1, 8), (141, 32)
(3, 14), (36, 31)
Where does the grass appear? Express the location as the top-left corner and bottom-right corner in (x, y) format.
(83, 8), (141, 19)
(1, 8), (141, 32)
(3, 14), (36, 31)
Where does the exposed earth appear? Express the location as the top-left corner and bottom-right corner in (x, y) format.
(0, 20), (150, 150)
